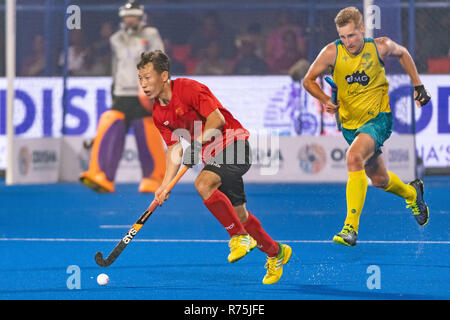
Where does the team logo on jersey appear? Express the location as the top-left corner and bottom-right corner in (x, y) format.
(361, 52), (373, 70)
(175, 107), (184, 116)
(345, 71), (370, 86)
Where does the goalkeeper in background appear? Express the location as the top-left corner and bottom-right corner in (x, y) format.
(80, 0), (166, 193)
(302, 7), (431, 246)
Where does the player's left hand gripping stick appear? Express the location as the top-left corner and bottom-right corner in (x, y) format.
(95, 166), (189, 267)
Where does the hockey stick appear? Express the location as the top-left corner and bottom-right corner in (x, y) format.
(324, 76), (342, 131)
(95, 165), (189, 267)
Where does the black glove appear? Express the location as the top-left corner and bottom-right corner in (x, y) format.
(414, 85), (431, 107)
(183, 140), (202, 168)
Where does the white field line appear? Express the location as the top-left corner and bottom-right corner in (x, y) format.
(0, 238), (448, 244)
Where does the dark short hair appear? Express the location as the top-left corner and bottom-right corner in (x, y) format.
(136, 50), (170, 75)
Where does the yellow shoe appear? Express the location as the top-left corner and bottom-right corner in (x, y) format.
(262, 243), (292, 285)
(138, 178), (162, 193)
(332, 224), (358, 247)
(227, 234), (257, 263)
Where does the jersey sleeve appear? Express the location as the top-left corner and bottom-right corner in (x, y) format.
(181, 80), (220, 119)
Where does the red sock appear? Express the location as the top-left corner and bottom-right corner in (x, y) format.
(243, 212), (279, 257)
(203, 189), (247, 238)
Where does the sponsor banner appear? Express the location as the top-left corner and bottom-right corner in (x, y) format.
(388, 75), (450, 168)
(59, 134), (415, 184)
(11, 138), (61, 184)
(416, 136), (450, 168)
(244, 134), (415, 183)
(381, 135), (417, 182)
(0, 75), (449, 169)
(245, 135), (348, 182)
(61, 135), (203, 184)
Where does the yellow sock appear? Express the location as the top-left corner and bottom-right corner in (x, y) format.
(383, 171), (416, 202)
(344, 170), (367, 233)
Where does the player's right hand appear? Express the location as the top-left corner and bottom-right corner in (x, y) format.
(155, 186), (170, 206)
(324, 98), (339, 114)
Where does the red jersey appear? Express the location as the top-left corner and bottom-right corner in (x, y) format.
(153, 78), (249, 161)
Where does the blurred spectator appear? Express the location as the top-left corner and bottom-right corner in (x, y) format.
(58, 29), (89, 75)
(434, 13), (449, 58)
(90, 21), (115, 75)
(20, 34), (46, 76)
(237, 22), (266, 60)
(71, 48), (109, 76)
(415, 14), (432, 73)
(65, 22), (113, 76)
(288, 58), (310, 83)
(194, 40), (232, 75)
(163, 38), (186, 75)
(158, 10), (196, 46)
(268, 30), (303, 74)
(265, 12), (306, 74)
(189, 12), (236, 60)
(415, 12), (450, 73)
(424, 12), (450, 74)
(233, 35), (268, 75)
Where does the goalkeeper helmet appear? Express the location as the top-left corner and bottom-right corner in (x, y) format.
(119, 0), (144, 18)
(119, 0), (146, 33)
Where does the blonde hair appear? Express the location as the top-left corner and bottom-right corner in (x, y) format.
(334, 6), (363, 28)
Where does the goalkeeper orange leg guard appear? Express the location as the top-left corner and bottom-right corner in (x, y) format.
(132, 117), (166, 193)
(79, 110), (126, 193)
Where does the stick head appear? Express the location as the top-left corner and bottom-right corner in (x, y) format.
(95, 251), (108, 267)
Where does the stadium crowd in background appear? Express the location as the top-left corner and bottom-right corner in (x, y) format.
(13, 10), (310, 77)
(0, 3), (449, 77)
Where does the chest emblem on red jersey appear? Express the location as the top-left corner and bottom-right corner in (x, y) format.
(175, 107), (185, 116)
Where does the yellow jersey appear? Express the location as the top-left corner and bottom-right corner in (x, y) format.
(333, 38), (390, 129)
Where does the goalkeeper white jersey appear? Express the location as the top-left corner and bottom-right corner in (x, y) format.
(110, 25), (164, 97)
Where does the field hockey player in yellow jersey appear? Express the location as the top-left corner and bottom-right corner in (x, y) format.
(303, 7), (431, 246)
